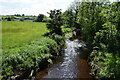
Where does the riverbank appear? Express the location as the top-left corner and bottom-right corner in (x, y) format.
(2, 34), (65, 80)
(35, 34), (91, 79)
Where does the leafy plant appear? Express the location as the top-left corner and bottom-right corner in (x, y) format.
(2, 37), (64, 79)
(47, 9), (63, 35)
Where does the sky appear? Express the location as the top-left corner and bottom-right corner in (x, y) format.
(0, 0), (74, 16)
(0, 0), (118, 16)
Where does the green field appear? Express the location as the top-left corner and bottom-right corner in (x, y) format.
(2, 21), (49, 50)
(2, 20), (65, 79)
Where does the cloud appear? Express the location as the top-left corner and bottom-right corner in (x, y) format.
(1, 8), (39, 16)
(0, 5), (5, 9)
(0, 0), (118, 16)
(31, 0), (74, 13)
(0, 0), (40, 3)
(0, 0), (75, 16)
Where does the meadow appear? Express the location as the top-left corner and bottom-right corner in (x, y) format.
(2, 21), (49, 50)
(2, 20), (65, 79)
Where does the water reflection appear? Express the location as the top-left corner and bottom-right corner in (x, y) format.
(35, 39), (91, 79)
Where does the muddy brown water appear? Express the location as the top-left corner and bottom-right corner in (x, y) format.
(35, 39), (91, 80)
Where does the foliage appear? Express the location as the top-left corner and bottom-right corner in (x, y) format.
(47, 9), (63, 35)
(49, 33), (65, 46)
(62, 9), (75, 28)
(77, 2), (105, 43)
(2, 37), (64, 79)
(22, 14), (25, 16)
(93, 22), (118, 53)
(7, 17), (11, 21)
(2, 20), (65, 79)
(2, 1), (120, 79)
(42, 17), (51, 22)
(34, 14), (45, 22)
(80, 2), (120, 79)
(98, 53), (120, 78)
(20, 18), (24, 21)
(61, 25), (72, 35)
(90, 51), (120, 78)
(7, 16), (15, 21)
(14, 14), (21, 16)
(69, 1), (120, 78)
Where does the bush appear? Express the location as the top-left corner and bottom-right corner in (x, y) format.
(98, 53), (120, 78)
(33, 14), (44, 22)
(47, 9), (63, 35)
(7, 17), (11, 21)
(90, 50), (120, 78)
(89, 22), (119, 78)
(42, 17), (51, 22)
(2, 37), (64, 79)
(61, 25), (72, 35)
(20, 18), (24, 21)
(7, 16), (15, 21)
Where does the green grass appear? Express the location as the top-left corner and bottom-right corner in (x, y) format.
(2, 21), (65, 79)
(2, 21), (49, 50)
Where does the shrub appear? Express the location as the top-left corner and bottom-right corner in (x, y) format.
(7, 17), (11, 21)
(20, 18), (24, 21)
(33, 14), (44, 22)
(47, 9), (63, 35)
(2, 37), (64, 79)
(61, 25), (72, 35)
(90, 50), (120, 78)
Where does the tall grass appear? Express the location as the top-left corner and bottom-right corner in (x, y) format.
(2, 21), (49, 50)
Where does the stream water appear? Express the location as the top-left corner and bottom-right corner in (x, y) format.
(35, 39), (91, 79)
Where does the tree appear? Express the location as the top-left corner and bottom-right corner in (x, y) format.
(34, 14), (44, 22)
(62, 9), (75, 28)
(15, 14), (21, 16)
(7, 17), (11, 21)
(22, 14), (25, 16)
(7, 16), (14, 21)
(47, 9), (63, 35)
(68, 0), (80, 29)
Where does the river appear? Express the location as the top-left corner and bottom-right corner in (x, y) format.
(35, 39), (91, 79)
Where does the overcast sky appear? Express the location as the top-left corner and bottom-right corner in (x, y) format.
(0, 0), (118, 16)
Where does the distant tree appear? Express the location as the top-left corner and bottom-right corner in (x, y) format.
(7, 17), (11, 21)
(34, 14), (44, 22)
(15, 14), (21, 16)
(22, 14), (25, 16)
(2, 17), (4, 20)
(47, 9), (63, 35)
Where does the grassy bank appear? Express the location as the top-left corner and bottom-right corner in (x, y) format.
(2, 37), (65, 79)
(2, 21), (65, 79)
